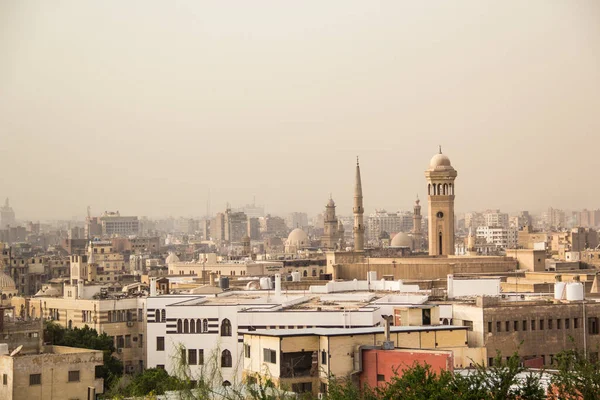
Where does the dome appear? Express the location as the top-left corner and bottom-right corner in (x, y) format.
(429, 153), (453, 171)
(0, 271), (16, 289)
(390, 232), (413, 248)
(241, 235), (251, 242)
(287, 228), (309, 247)
(165, 252), (180, 264)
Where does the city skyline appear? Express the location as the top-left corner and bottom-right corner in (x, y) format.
(2, 1), (599, 219)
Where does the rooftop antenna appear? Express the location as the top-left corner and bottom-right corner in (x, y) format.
(439, 145), (442, 154)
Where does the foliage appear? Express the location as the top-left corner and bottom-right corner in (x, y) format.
(44, 321), (123, 390)
(549, 348), (600, 400)
(104, 368), (183, 399)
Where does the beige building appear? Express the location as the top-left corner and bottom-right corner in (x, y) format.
(243, 324), (483, 396)
(451, 295), (600, 367)
(0, 345), (103, 400)
(425, 148), (457, 256)
(14, 287), (147, 374)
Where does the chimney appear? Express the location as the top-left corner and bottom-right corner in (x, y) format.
(382, 315), (394, 350)
(447, 274), (454, 299)
(275, 273), (282, 297)
(149, 277), (157, 297)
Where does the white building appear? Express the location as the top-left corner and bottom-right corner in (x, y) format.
(476, 226), (518, 250)
(145, 275), (428, 385)
(100, 211), (140, 236)
(482, 210), (509, 229)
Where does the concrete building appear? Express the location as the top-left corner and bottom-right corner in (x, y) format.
(476, 226), (518, 250)
(0, 345), (104, 400)
(482, 210), (509, 229)
(367, 210), (401, 242)
(99, 211), (140, 236)
(425, 148), (457, 256)
(0, 199), (16, 229)
(286, 212), (308, 231)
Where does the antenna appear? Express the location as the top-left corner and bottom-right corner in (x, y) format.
(439, 145), (442, 154)
(10, 345), (23, 357)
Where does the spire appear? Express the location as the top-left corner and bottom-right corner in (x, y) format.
(353, 157), (365, 251)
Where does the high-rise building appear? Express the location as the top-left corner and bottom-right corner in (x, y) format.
(425, 147), (457, 256)
(99, 211), (140, 236)
(0, 198), (16, 229)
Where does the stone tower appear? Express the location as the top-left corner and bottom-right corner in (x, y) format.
(337, 220), (345, 249)
(321, 196), (339, 249)
(353, 158), (365, 251)
(425, 147), (457, 256)
(412, 196), (423, 250)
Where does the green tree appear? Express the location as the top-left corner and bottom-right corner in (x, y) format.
(44, 321), (123, 390)
(550, 348), (600, 400)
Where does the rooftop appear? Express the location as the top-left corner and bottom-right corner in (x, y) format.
(245, 324), (467, 338)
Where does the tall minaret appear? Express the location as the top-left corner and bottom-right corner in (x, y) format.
(353, 157), (365, 251)
(425, 146), (457, 256)
(321, 195), (339, 250)
(412, 196), (423, 250)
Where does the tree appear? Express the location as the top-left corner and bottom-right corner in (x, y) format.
(550, 348), (600, 400)
(44, 321), (123, 390)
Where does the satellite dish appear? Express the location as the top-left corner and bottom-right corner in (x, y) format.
(10, 345), (23, 357)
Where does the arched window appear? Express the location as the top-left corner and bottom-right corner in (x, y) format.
(221, 350), (232, 368)
(203, 319), (209, 333)
(177, 319), (182, 333)
(184, 319), (189, 333)
(443, 183), (448, 195)
(303, 270), (308, 277)
(449, 183), (453, 195)
(428, 184), (431, 195)
(154, 310), (160, 322)
(221, 319), (232, 336)
(311, 269), (316, 277)
(161, 309), (166, 321)
(68, 320), (73, 330)
(439, 232), (443, 255)
(190, 319), (196, 333)
(437, 184), (442, 195)
(222, 380), (231, 387)
(196, 319), (202, 333)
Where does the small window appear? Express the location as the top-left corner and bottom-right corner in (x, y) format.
(565, 318), (570, 329)
(496, 321), (501, 333)
(557, 319), (562, 329)
(505, 321), (510, 332)
(321, 350), (327, 365)
(199, 349), (204, 365)
(68, 371), (80, 382)
(513, 321), (518, 331)
(30, 374), (41, 386)
(157, 364), (165, 370)
(487, 321), (492, 333)
(263, 348), (277, 364)
(522, 320), (527, 331)
(3, 374), (7, 385)
(188, 349), (197, 365)
(539, 319), (544, 330)
(244, 343), (251, 358)
(531, 320), (536, 331)
(574, 318), (579, 329)
(548, 319), (553, 330)
(157, 336), (165, 351)
(377, 374), (385, 382)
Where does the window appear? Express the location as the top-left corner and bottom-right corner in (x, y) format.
(203, 319), (208, 333)
(161, 309), (166, 321)
(377, 374), (385, 382)
(531, 320), (536, 331)
(157, 337), (165, 351)
(221, 319), (232, 337)
(68, 371), (80, 382)
(196, 319), (202, 333)
(463, 320), (473, 331)
(177, 319), (182, 333)
(3, 374), (7, 385)
(157, 365), (165, 370)
(244, 344), (251, 358)
(522, 320), (527, 331)
(221, 350), (232, 368)
(513, 321), (518, 331)
(181, 348), (187, 365)
(184, 319), (189, 333)
(125, 335), (131, 348)
(188, 349), (197, 365)
(574, 318), (579, 329)
(588, 317), (599, 335)
(539, 319), (544, 330)
(557, 319), (562, 329)
(496, 321), (501, 333)
(263, 349), (277, 364)
(321, 350), (327, 365)
(505, 321), (510, 332)
(199, 349), (204, 365)
(565, 318), (570, 329)
(548, 319), (553, 330)
(139, 334), (143, 348)
(117, 336), (125, 349)
(488, 358), (494, 366)
(487, 321), (492, 333)
(29, 374), (41, 386)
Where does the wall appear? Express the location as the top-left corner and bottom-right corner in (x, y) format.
(359, 349), (453, 388)
(451, 279), (501, 298)
(505, 249), (546, 272)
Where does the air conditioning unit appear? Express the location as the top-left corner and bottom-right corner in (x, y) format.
(117, 348), (123, 354)
(127, 321), (134, 327)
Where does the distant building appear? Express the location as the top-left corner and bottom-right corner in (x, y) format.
(286, 212), (308, 230)
(99, 211), (140, 236)
(0, 199), (16, 229)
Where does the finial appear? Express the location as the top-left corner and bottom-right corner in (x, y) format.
(329, 192), (332, 200)
(356, 156), (359, 166)
(438, 145), (442, 154)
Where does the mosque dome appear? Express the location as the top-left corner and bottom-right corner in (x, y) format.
(390, 232), (413, 248)
(429, 153), (453, 171)
(0, 271), (16, 290)
(287, 228), (309, 247)
(165, 252), (180, 264)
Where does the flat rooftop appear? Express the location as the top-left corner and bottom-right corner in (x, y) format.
(245, 324), (467, 338)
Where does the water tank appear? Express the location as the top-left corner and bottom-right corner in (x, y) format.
(259, 277), (271, 290)
(291, 272), (301, 282)
(219, 276), (230, 290)
(566, 282), (584, 301)
(554, 282), (567, 300)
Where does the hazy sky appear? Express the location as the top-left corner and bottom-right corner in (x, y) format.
(1, 1), (599, 220)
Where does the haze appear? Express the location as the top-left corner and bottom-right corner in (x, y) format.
(1, 1), (599, 220)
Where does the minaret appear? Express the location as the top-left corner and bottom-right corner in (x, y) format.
(412, 196), (423, 250)
(321, 195), (339, 250)
(425, 146), (457, 256)
(353, 157), (365, 251)
(337, 220), (345, 249)
(467, 227), (476, 256)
